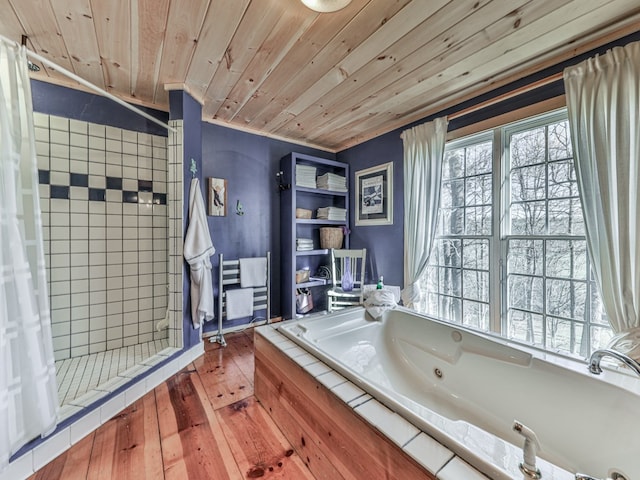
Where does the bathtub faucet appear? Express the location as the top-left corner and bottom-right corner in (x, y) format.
(513, 420), (541, 479)
(588, 348), (640, 376)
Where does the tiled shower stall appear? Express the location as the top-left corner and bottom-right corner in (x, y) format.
(34, 112), (173, 404)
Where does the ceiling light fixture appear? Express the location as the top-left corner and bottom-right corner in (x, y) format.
(300, 0), (352, 13)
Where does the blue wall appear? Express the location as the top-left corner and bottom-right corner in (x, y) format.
(31, 80), (168, 136)
(337, 131), (405, 288)
(200, 123), (334, 330)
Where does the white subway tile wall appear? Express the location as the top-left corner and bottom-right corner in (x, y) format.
(35, 113), (169, 361)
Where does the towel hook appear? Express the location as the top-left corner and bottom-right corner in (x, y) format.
(236, 200), (244, 216)
(190, 158), (197, 178)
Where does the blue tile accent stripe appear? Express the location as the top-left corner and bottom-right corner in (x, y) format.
(70, 173), (88, 187)
(38, 171), (166, 204)
(123, 191), (138, 204)
(138, 180), (153, 192)
(39, 169), (50, 184)
(106, 176), (122, 190)
(50, 185), (69, 199)
(89, 188), (106, 202)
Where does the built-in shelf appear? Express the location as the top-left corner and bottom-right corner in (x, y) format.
(296, 219), (346, 226)
(296, 277), (328, 288)
(280, 152), (349, 320)
(296, 186), (348, 197)
(296, 249), (329, 256)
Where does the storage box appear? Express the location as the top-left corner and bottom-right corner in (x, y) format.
(296, 269), (310, 283)
(296, 208), (312, 219)
(320, 227), (344, 249)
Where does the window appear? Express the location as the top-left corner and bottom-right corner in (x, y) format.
(420, 111), (613, 359)
(423, 135), (493, 331)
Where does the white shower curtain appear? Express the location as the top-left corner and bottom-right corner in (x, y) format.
(564, 41), (640, 361)
(400, 117), (448, 309)
(0, 41), (59, 471)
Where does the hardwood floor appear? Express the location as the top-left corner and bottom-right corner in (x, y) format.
(29, 330), (316, 480)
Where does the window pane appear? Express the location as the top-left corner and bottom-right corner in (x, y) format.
(546, 279), (586, 320)
(465, 206), (491, 235)
(440, 267), (461, 296)
(510, 201), (546, 235)
(548, 121), (573, 161)
(443, 149), (464, 179)
(440, 208), (464, 235)
(590, 284), (609, 326)
(463, 270), (489, 302)
(463, 239), (489, 270)
(548, 160), (578, 198)
(434, 239), (461, 267)
(510, 127), (545, 167)
(546, 240), (586, 280)
(508, 239), (543, 276)
(439, 296), (461, 323)
(442, 179), (464, 207)
(508, 310), (543, 346)
(548, 198), (584, 235)
(466, 142), (492, 175)
(591, 325), (614, 351)
(546, 317), (584, 356)
(466, 174), (492, 205)
(463, 300), (489, 330)
(511, 165), (546, 201)
(508, 274), (543, 313)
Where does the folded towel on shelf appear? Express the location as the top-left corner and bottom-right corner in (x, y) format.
(296, 165), (317, 188)
(317, 172), (347, 192)
(316, 206), (347, 221)
(239, 257), (267, 288)
(296, 237), (314, 251)
(225, 288), (254, 320)
(184, 178), (216, 328)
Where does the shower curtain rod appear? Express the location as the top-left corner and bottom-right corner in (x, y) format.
(0, 34), (176, 133)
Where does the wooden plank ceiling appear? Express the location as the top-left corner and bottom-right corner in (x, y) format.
(1, 0), (639, 151)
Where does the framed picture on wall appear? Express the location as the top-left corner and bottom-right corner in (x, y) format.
(355, 162), (393, 226)
(208, 177), (227, 216)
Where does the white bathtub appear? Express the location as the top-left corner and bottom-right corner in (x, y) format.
(278, 307), (640, 480)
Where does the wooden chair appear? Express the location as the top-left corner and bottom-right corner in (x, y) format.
(327, 248), (367, 312)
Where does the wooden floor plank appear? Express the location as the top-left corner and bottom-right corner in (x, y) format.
(217, 396), (316, 480)
(226, 331), (256, 383)
(194, 340), (253, 409)
(157, 368), (240, 479)
(86, 406), (118, 480)
(190, 362), (244, 480)
(113, 393), (164, 479)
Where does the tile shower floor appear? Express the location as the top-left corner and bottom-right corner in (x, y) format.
(55, 339), (176, 419)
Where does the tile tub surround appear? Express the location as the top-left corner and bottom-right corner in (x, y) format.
(35, 113), (169, 360)
(254, 325), (487, 480)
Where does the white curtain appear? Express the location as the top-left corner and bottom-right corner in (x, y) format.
(400, 117), (448, 309)
(0, 41), (59, 471)
(564, 41), (640, 360)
